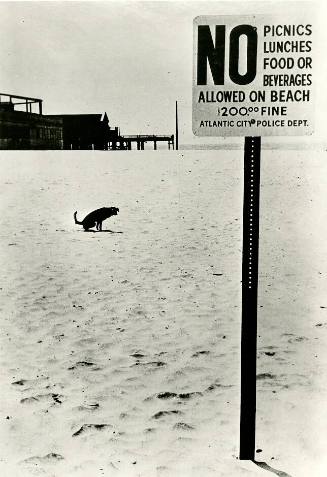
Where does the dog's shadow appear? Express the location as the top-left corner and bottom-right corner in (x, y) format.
(84, 229), (123, 234)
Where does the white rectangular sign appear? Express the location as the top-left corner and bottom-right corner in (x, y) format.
(193, 14), (315, 136)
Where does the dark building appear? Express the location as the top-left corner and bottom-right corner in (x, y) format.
(0, 93), (119, 150)
(0, 93), (63, 150)
(48, 113), (119, 150)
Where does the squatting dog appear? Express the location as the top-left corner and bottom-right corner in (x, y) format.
(74, 207), (119, 231)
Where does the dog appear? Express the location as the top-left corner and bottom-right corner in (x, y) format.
(74, 207), (119, 231)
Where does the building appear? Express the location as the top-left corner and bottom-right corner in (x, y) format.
(0, 93), (118, 150)
(0, 93), (63, 150)
(47, 113), (119, 150)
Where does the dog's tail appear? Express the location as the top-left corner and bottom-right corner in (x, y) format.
(74, 211), (83, 225)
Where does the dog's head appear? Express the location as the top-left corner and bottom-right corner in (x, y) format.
(105, 207), (119, 216)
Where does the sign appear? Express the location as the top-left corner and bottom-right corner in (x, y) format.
(193, 14), (315, 136)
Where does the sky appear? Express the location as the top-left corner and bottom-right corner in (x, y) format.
(0, 0), (326, 146)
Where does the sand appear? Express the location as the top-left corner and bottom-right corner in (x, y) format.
(0, 150), (326, 476)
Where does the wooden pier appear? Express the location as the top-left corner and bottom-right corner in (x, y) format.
(109, 134), (174, 150)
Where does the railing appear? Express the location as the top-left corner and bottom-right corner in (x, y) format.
(0, 93), (43, 115)
(121, 134), (173, 140)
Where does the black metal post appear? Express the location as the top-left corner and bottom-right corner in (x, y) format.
(239, 136), (261, 460)
(175, 100), (179, 150)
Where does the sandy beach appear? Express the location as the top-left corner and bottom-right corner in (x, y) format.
(0, 150), (326, 477)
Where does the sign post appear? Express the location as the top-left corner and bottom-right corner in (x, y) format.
(193, 10), (315, 460)
(240, 135), (261, 460)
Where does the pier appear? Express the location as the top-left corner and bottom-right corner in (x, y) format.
(109, 134), (175, 150)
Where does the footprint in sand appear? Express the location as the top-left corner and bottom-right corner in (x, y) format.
(178, 392), (203, 400)
(72, 423), (113, 437)
(288, 336), (308, 343)
(156, 391), (203, 400)
(156, 392), (178, 399)
(132, 361), (166, 368)
(68, 361), (101, 371)
(12, 376), (49, 388)
(152, 410), (183, 419)
(173, 422), (195, 431)
(130, 352), (146, 359)
(205, 381), (232, 392)
(256, 373), (277, 380)
(20, 393), (63, 405)
(75, 403), (100, 412)
(192, 350), (210, 358)
(20, 453), (64, 464)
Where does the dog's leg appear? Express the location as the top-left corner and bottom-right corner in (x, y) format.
(99, 221), (102, 231)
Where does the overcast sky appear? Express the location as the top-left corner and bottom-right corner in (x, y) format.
(0, 0), (326, 145)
